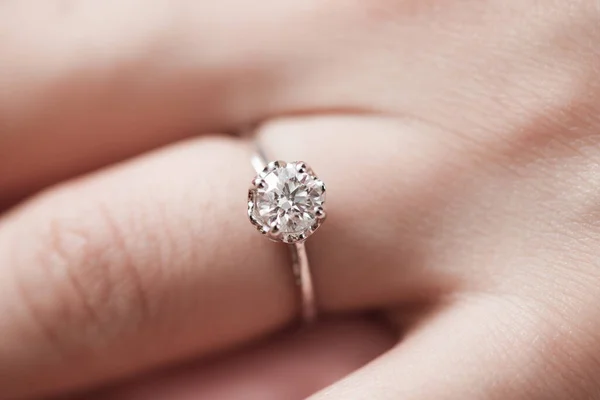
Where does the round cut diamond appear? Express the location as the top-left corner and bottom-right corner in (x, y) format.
(248, 161), (326, 243)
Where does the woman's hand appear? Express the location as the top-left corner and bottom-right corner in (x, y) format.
(1, 1), (600, 399)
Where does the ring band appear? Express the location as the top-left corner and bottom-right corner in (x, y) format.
(248, 144), (326, 323)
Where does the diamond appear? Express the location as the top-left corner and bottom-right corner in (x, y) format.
(248, 161), (326, 243)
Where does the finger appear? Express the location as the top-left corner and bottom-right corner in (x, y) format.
(0, 135), (296, 399)
(3, 1), (595, 207)
(0, 0), (314, 206)
(0, 0), (360, 206)
(257, 115), (473, 312)
(308, 294), (600, 400)
(89, 317), (395, 400)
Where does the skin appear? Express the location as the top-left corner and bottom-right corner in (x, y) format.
(1, 0), (600, 399)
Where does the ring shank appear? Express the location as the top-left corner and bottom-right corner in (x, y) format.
(251, 149), (318, 323)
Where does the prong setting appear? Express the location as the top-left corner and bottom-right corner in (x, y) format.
(296, 162), (308, 174)
(315, 206), (327, 220)
(252, 177), (266, 189)
(248, 160), (326, 244)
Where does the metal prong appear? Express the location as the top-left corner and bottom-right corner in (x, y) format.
(315, 206), (327, 220)
(282, 234), (295, 244)
(317, 180), (326, 192)
(297, 232), (308, 242)
(265, 224), (283, 241)
(270, 160), (286, 169)
(296, 162), (308, 174)
(253, 177), (266, 189)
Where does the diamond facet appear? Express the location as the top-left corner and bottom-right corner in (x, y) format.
(248, 161), (326, 243)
